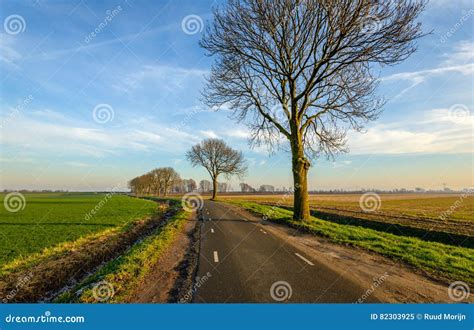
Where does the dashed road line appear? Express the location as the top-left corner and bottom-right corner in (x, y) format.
(213, 251), (219, 263)
(295, 252), (314, 266)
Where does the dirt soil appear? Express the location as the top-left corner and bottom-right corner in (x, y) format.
(224, 203), (473, 303)
(126, 214), (200, 303)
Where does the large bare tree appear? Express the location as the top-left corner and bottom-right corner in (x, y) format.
(186, 138), (247, 200)
(200, 0), (426, 220)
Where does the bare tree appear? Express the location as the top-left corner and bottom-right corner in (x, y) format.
(259, 184), (275, 192)
(199, 179), (212, 192)
(160, 167), (181, 196)
(129, 167), (183, 197)
(218, 182), (228, 192)
(240, 182), (256, 192)
(186, 138), (247, 200)
(183, 179), (197, 192)
(201, 0), (426, 220)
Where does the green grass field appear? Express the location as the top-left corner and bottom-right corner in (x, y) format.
(0, 193), (157, 266)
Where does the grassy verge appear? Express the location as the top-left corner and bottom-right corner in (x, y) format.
(56, 206), (190, 303)
(228, 201), (474, 285)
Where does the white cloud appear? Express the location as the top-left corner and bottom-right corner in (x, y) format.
(348, 108), (473, 154)
(0, 34), (21, 69)
(65, 161), (91, 167)
(442, 41), (474, 65)
(199, 130), (219, 139)
(332, 160), (352, 168)
(116, 65), (208, 93)
(225, 129), (250, 139)
(0, 111), (199, 158)
(382, 63), (473, 83)
(381, 40), (474, 98)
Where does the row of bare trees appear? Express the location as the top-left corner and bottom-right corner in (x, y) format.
(240, 183), (275, 193)
(199, 180), (230, 193)
(128, 167), (196, 196)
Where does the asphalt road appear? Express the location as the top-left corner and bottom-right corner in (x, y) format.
(193, 200), (380, 303)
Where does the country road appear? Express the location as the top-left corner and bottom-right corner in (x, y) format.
(193, 200), (379, 303)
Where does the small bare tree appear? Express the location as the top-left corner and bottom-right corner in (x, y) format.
(201, 0), (426, 220)
(186, 138), (247, 200)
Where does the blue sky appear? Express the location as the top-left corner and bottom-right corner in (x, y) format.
(0, 0), (472, 191)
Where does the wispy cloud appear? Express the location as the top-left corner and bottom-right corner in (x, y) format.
(348, 108), (473, 154)
(114, 64), (208, 93)
(381, 41), (474, 98)
(199, 130), (218, 139)
(0, 112), (199, 158)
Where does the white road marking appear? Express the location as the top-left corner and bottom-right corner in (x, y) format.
(211, 228), (215, 233)
(295, 252), (314, 266)
(213, 251), (219, 263)
(259, 229), (267, 234)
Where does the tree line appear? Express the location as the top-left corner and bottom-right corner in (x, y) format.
(128, 164), (238, 196)
(128, 167), (195, 196)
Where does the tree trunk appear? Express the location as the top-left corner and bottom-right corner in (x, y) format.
(291, 140), (310, 221)
(212, 177), (217, 200)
